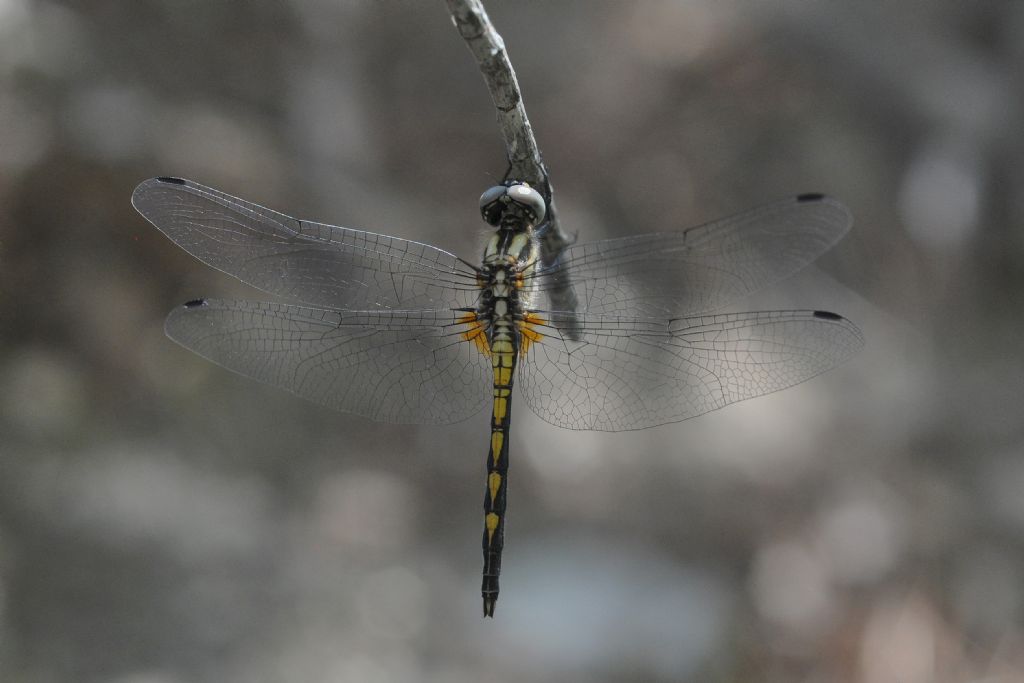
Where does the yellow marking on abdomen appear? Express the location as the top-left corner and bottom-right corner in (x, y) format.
(488, 472), (502, 505)
(485, 512), (500, 544)
(491, 349), (515, 425)
(492, 350), (513, 367)
(492, 339), (513, 354)
(490, 431), (504, 460)
(492, 395), (508, 425)
(457, 312), (489, 356)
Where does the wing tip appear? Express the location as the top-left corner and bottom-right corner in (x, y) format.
(131, 176), (190, 209)
(164, 299), (213, 345)
(794, 192), (853, 233)
(811, 309), (866, 350)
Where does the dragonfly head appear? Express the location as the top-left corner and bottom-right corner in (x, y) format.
(479, 181), (546, 229)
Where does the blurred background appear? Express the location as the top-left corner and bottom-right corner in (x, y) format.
(2, 1), (1023, 681)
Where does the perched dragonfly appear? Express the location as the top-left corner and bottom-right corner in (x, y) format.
(133, 176), (863, 617)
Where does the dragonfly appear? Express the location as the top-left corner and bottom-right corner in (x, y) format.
(132, 176), (863, 617)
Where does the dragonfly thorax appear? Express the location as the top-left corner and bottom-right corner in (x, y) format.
(479, 225), (540, 326)
(482, 222), (539, 272)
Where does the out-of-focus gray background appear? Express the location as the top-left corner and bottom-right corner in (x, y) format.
(2, 1), (1023, 681)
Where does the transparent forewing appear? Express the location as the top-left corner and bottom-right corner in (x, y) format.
(518, 310), (864, 431)
(165, 300), (491, 424)
(133, 178), (479, 310)
(534, 195), (852, 319)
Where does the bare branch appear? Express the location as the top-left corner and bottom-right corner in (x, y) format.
(445, 0), (579, 329)
(445, 0), (543, 184)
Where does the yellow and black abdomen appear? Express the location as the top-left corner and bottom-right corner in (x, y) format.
(481, 327), (515, 617)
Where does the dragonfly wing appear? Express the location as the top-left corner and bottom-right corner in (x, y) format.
(133, 177), (479, 310)
(165, 300), (491, 424)
(535, 194), (852, 319)
(518, 310), (863, 431)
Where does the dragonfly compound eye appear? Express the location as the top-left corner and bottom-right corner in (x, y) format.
(479, 183), (546, 226)
(507, 184), (546, 223)
(479, 185), (508, 226)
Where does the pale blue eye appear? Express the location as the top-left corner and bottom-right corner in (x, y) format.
(479, 185), (507, 211)
(508, 184), (546, 222)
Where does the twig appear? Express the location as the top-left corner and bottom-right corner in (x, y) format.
(445, 0), (580, 328)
